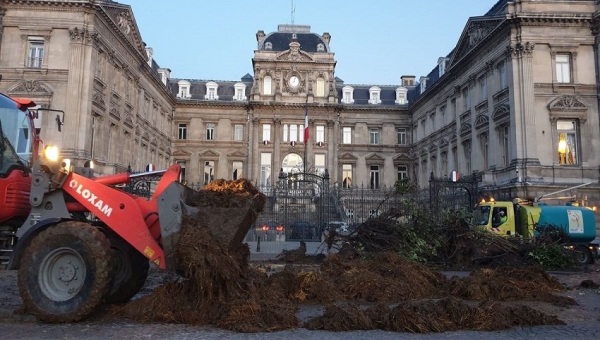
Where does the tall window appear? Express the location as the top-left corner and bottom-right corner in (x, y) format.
(290, 124), (298, 141)
(397, 128), (407, 145)
(260, 153), (272, 186)
(176, 161), (186, 183)
(263, 76), (272, 95)
(343, 127), (352, 144)
(234, 124), (243, 141)
(557, 120), (578, 165)
(262, 124), (271, 142)
(480, 76), (487, 101)
(316, 125), (325, 143)
(232, 161), (243, 180)
(28, 37), (44, 68)
(342, 164), (352, 188)
(502, 126), (510, 167)
(370, 165), (380, 189)
(463, 140), (472, 175)
(204, 161), (214, 184)
(397, 166), (408, 180)
(480, 134), (489, 170)
(556, 54), (571, 83)
(463, 87), (470, 111)
(316, 78), (325, 96)
(178, 123), (187, 140)
(299, 124), (304, 142)
(206, 123), (215, 140)
(499, 62), (507, 89)
(370, 128), (380, 145)
(315, 154), (325, 176)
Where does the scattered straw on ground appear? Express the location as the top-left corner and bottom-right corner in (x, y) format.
(116, 180), (570, 333)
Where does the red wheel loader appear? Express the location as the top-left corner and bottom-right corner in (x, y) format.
(0, 94), (260, 322)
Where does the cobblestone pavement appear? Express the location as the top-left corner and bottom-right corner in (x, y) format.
(1, 266), (600, 339)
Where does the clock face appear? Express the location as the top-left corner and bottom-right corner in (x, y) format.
(289, 76), (299, 88)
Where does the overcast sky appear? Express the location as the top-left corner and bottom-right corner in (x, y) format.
(122, 0), (499, 85)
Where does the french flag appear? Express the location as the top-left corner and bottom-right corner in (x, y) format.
(304, 105), (309, 143)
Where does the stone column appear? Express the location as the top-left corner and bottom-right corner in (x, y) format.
(514, 42), (538, 170)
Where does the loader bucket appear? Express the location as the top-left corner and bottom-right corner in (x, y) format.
(156, 181), (262, 271)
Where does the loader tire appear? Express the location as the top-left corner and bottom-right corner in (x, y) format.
(17, 221), (111, 323)
(105, 230), (149, 304)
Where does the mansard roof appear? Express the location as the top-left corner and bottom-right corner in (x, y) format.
(168, 76), (253, 101)
(258, 25), (329, 53)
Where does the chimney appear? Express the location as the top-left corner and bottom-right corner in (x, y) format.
(401, 75), (416, 87)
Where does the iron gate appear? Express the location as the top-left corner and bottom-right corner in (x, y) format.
(253, 169), (332, 242)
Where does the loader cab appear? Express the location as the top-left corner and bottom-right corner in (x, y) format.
(0, 95), (36, 176)
(473, 200), (516, 235)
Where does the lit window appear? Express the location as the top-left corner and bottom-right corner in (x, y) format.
(370, 128), (379, 145)
(342, 164), (352, 188)
(343, 127), (351, 144)
(557, 120), (578, 165)
(556, 54), (571, 83)
(234, 124), (243, 141)
(206, 123), (215, 140)
(316, 78), (325, 97)
(263, 76), (272, 95)
(27, 37), (44, 68)
(316, 125), (325, 143)
(397, 128), (407, 145)
(178, 123), (187, 140)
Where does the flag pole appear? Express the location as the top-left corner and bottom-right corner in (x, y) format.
(304, 100), (308, 174)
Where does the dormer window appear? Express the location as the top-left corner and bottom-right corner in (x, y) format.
(317, 43), (324, 52)
(342, 86), (354, 104)
(204, 81), (219, 100)
(438, 57), (448, 77)
(233, 82), (247, 101)
(265, 42), (273, 51)
(395, 86), (408, 105)
(419, 77), (428, 94)
(177, 80), (191, 99)
(368, 86), (381, 104)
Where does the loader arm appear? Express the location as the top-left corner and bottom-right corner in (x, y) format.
(62, 172), (167, 269)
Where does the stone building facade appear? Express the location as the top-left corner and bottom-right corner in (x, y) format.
(0, 0), (174, 174)
(1, 0), (599, 209)
(410, 0), (600, 205)
(170, 25), (412, 188)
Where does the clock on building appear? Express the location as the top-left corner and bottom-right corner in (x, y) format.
(289, 76), (300, 88)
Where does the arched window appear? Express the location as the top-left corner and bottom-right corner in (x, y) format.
(263, 76), (272, 95)
(316, 78), (325, 97)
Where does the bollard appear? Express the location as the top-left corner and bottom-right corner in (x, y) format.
(256, 237), (261, 252)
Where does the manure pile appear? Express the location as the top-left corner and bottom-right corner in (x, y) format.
(119, 179), (571, 333)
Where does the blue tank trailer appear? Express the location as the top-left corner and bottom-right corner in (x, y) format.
(473, 198), (598, 264)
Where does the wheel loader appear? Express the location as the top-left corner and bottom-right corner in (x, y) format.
(0, 94), (260, 322)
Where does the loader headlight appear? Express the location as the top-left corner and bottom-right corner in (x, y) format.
(43, 145), (60, 162)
